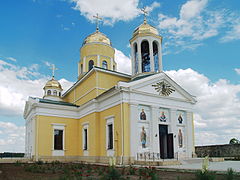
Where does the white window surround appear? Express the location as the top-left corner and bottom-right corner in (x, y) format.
(82, 123), (89, 156)
(105, 116), (114, 156)
(51, 123), (66, 156)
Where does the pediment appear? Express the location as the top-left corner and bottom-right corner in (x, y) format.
(120, 73), (196, 103)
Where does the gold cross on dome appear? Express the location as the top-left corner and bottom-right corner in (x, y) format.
(141, 7), (148, 23)
(93, 13), (103, 32)
(50, 64), (58, 78)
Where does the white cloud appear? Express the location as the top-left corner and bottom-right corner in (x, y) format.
(235, 68), (240, 75)
(71, 0), (159, 24)
(114, 49), (131, 74)
(221, 23), (240, 42)
(0, 59), (73, 116)
(166, 68), (240, 145)
(6, 57), (17, 62)
(180, 0), (207, 20)
(0, 122), (25, 152)
(158, 0), (240, 53)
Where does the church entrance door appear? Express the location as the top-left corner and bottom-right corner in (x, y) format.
(159, 125), (174, 159)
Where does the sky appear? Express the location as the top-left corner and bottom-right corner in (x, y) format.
(0, 0), (239, 152)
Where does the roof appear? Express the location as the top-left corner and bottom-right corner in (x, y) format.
(62, 66), (131, 97)
(38, 98), (79, 107)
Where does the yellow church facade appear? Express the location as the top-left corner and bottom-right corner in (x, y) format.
(24, 18), (196, 164)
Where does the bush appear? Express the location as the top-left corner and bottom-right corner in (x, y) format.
(195, 170), (216, 180)
(226, 168), (235, 180)
(102, 166), (121, 180)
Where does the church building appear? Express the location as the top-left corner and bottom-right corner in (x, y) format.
(24, 15), (196, 164)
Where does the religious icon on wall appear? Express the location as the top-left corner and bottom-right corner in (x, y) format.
(178, 129), (183, 148)
(159, 111), (167, 122)
(140, 126), (147, 148)
(178, 114), (183, 124)
(140, 109), (146, 120)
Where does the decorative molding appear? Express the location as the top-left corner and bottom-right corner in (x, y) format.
(152, 81), (175, 96)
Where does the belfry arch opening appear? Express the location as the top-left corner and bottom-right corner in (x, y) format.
(134, 43), (138, 74)
(141, 41), (150, 72)
(88, 60), (94, 71)
(153, 41), (159, 72)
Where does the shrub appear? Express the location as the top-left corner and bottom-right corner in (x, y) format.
(195, 170), (216, 180)
(128, 165), (136, 175)
(226, 168), (235, 180)
(102, 166), (121, 180)
(36, 160), (44, 165)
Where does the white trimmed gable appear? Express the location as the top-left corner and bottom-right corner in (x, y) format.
(118, 72), (196, 104)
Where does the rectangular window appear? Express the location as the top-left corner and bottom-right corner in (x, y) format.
(84, 128), (88, 150)
(108, 124), (113, 149)
(54, 129), (63, 150)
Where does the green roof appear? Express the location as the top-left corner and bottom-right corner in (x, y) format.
(38, 98), (79, 107)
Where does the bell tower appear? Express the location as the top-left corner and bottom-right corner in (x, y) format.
(130, 8), (163, 77)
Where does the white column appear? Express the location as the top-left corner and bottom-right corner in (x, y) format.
(170, 109), (177, 158)
(151, 106), (159, 153)
(137, 40), (142, 73)
(131, 43), (135, 75)
(158, 40), (163, 72)
(186, 111), (194, 158)
(130, 103), (139, 157)
(110, 58), (113, 70)
(83, 56), (86, 72)
(149, 40), (154, 72)
(97, 55), (100, 67)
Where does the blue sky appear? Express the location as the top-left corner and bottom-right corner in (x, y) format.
(0, 0), (239, 152)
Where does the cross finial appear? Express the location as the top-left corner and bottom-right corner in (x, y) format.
(50, 64), (58, 79)
(93, 13), (103, 32)
(141, 7), (148, 24)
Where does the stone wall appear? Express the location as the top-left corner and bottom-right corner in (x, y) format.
(195, 144), (240, 158)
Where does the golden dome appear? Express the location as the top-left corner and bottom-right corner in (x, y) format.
(44, 78), (63, 90)
(83, 31), (111, 46)
(133, 22), (158, 37)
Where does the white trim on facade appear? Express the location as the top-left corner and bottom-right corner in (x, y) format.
(105, 116), (115, 156)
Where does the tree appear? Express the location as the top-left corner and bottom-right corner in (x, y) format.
(229, 138), (240, 144)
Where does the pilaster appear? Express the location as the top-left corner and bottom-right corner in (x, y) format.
(137, 41), (142, 73)
(149, 40), (154, 72)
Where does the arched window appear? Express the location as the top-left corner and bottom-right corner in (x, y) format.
(141, 41), (150, 72)
(80, 64), (83, 73)
(59, 92), (61, 97)
(53, 90), (57, 96)
(153, 41), (159, 72)
(113, 65), (116, 71)
(134, 43), (138, 74)
(88, 60), (94, 71)
(47, 90), (51, 95)
(102, 60), (108, 69)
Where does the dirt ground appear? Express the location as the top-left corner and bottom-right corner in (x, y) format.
(0, 163), (238, 180)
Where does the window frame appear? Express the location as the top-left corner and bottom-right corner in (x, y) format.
(51, 123), (65, 156)
(105, 116), (114, 156)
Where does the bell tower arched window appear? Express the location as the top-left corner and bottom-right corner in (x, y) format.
(53, 90), (57, 96)
(141, 41), (150, 72)
(102, 60), (108, 69)
(134, 43), (138, 74)
(88, 60), (94, 71)
(47, 90), (51, 95)
(153, 41), (159, 72)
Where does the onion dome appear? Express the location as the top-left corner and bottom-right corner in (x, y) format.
(83, 31), (111, 46)
(133, 21), (158, 37)
(43, 77), (63, 101)
(44, 77), (63, 91)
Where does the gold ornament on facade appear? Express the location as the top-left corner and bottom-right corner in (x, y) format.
(152, 81), (175, 96)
